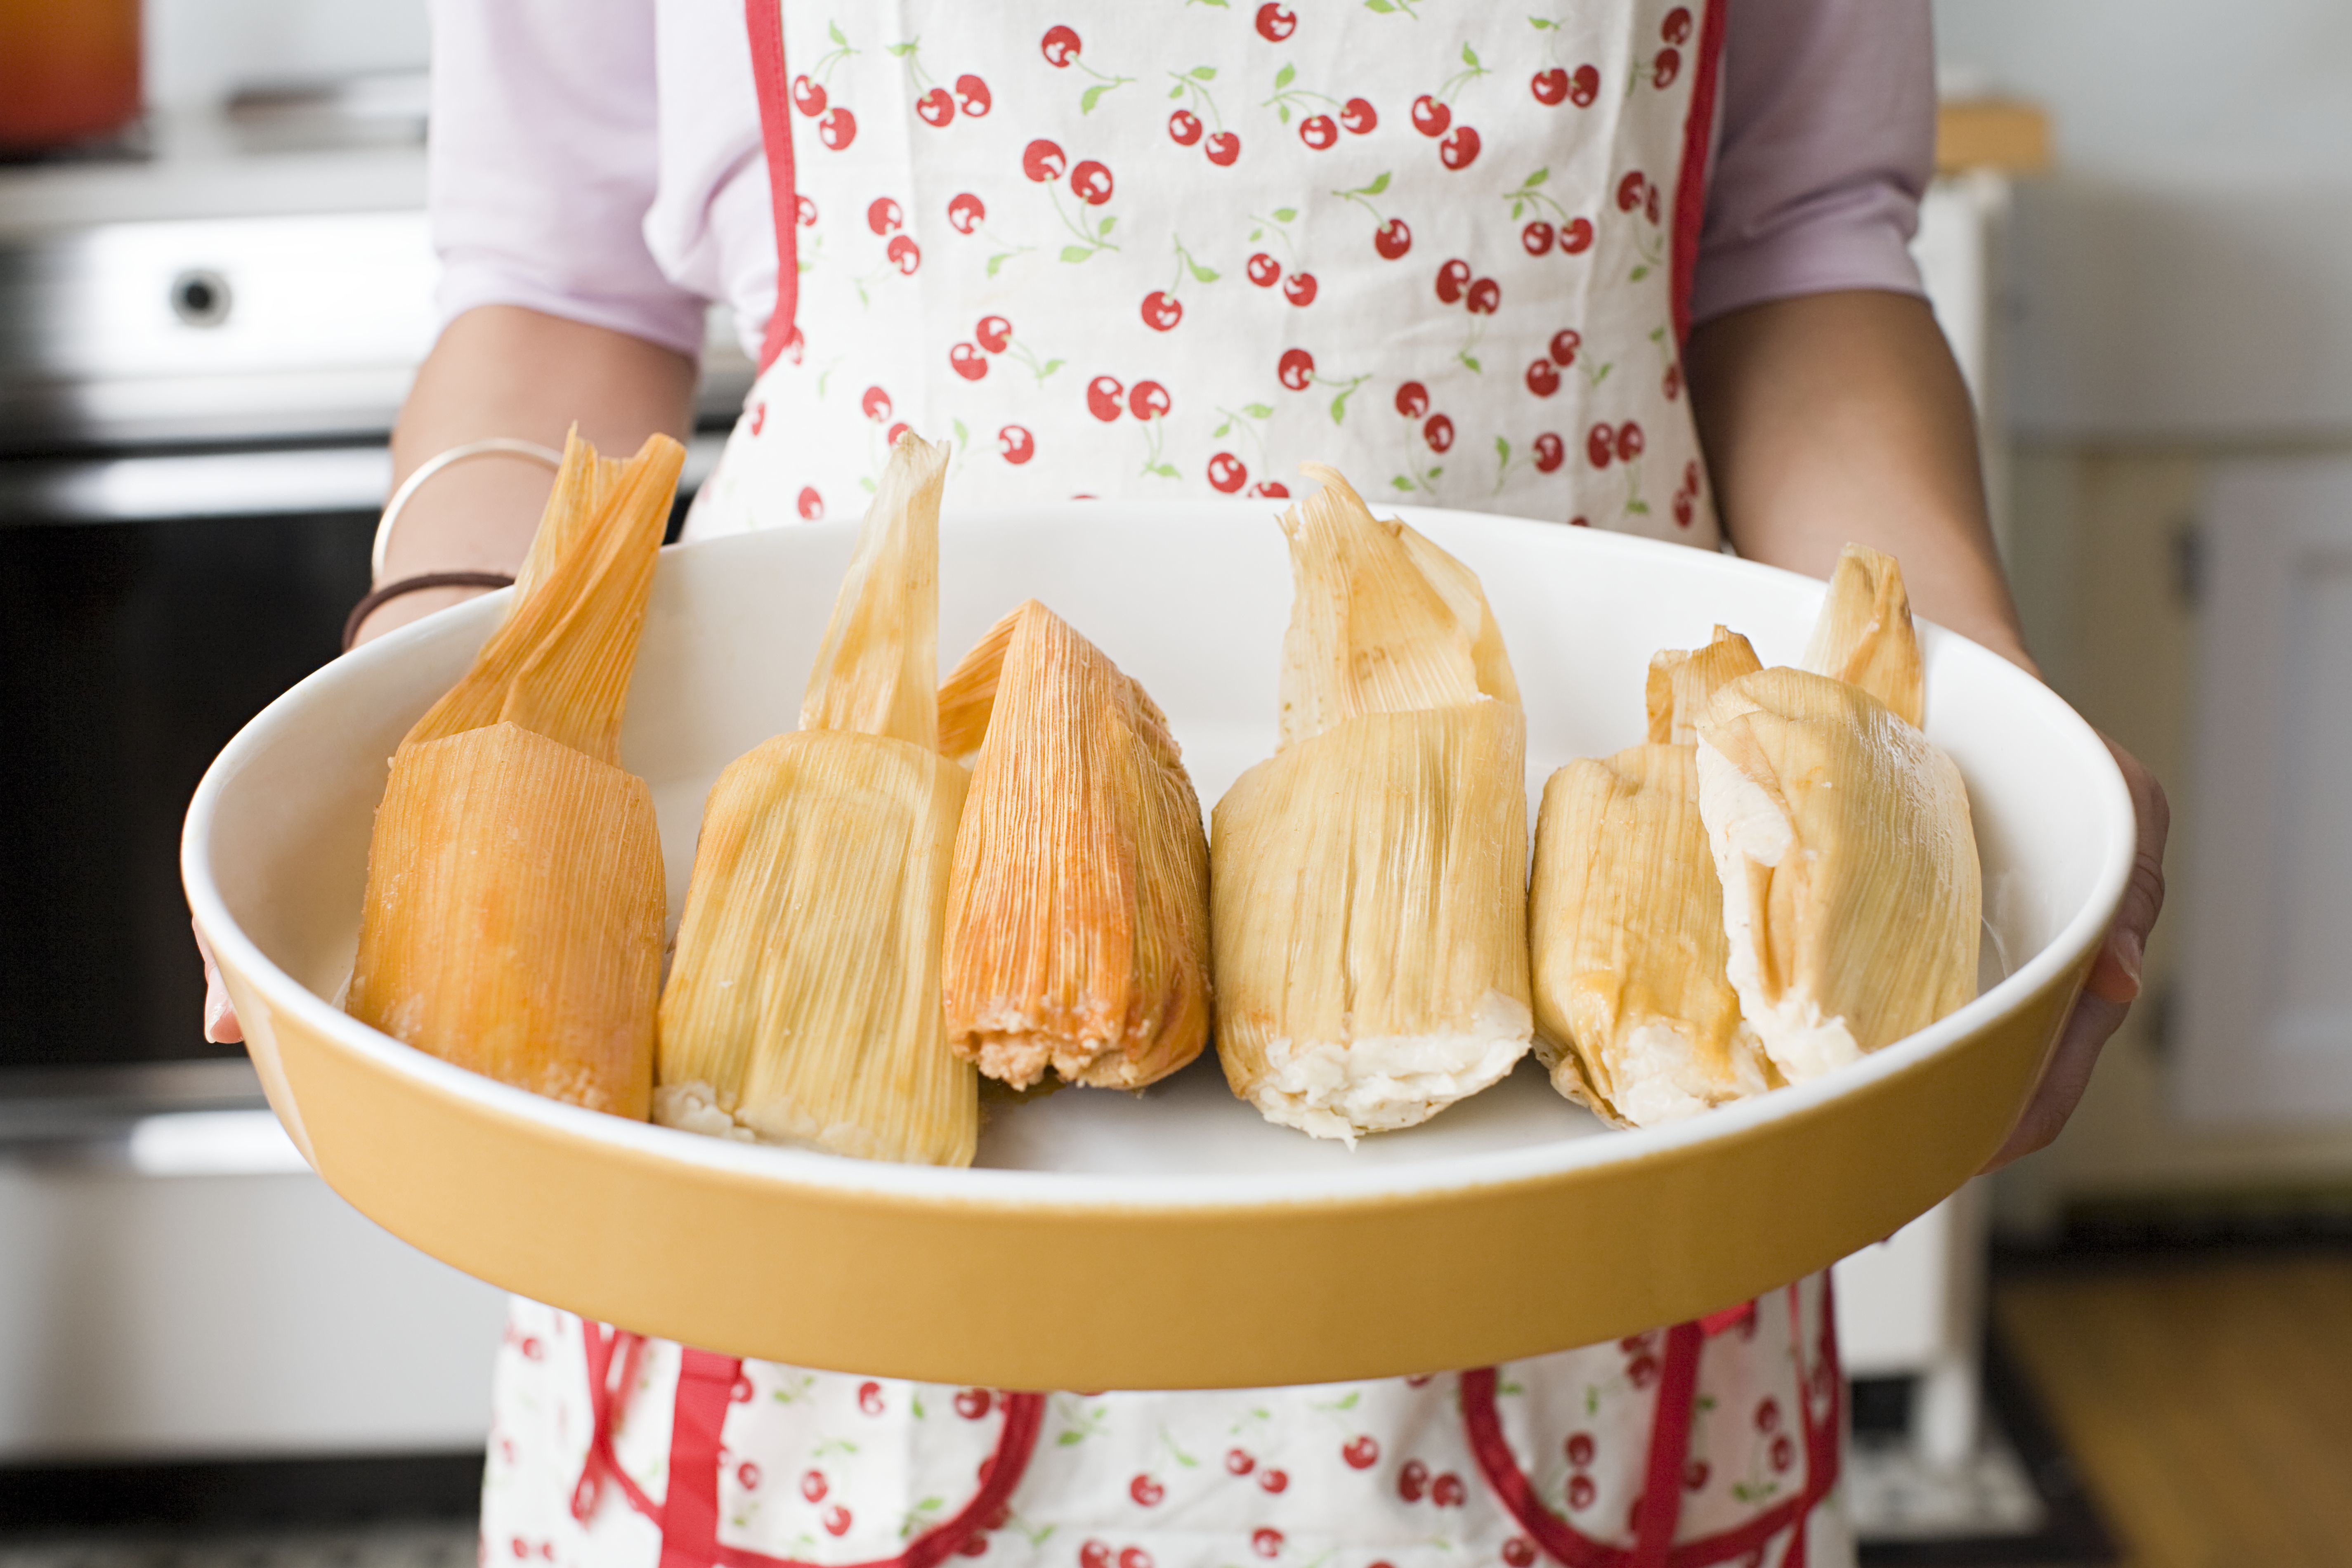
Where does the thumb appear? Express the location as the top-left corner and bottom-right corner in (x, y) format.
(192, 918), (244, 1046)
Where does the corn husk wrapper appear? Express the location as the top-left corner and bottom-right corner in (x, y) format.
(1802, 543), (1925, 728)
(654, 433), (978, 1166)
(346, 430), (682, 1118)
(1212, 465), (1532, 1143)
(937, 600), (1211, 1091)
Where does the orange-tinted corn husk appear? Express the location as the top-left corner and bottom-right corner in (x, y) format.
(347, 430), (683, 1117)
(938, 600), (1211, 1091)
(1801, 543), (1925, 728)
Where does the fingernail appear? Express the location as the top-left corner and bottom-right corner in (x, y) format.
(2114, 933), (2144, 989)
(203, 981), (231, 1044)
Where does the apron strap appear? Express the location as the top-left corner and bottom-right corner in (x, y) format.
(1627, 1323), (1705, 1568)
(1667, 0), (1730, 345)
(744, 0), (802, 373)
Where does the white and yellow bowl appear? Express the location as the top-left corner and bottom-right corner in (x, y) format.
(183, 504), (2133, 1390)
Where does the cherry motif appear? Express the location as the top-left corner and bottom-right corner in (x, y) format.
(797, 194), (819, 227)
(976, 315), (1012, 352)
(1561, 217), (1595, 253)
(1502, 1540), (1537, 1568)
(1086, 376), (1125, 421)
(1523, 221), (1556, 255)
(1424, 413), (1455, 451)
(1405, 1375), (1435, 1389)
(950, 342), (988, 380)
(1567, 1474), (1597, 1510)
(867, 196), (903, 234)
(1079, 1542), (1112, 1568)
(1755, 1397), (1781, 1433)
(1041, 26), (1082, 67)
(1256, 4), (1297, 41)
(886, 234), (921, 274)
(1375, 219), (1413, 259)
(792, 76), (827, 116)
(1251, 1530), (1283, 1559)
(999, 425), (1035, 464)
(917, 87), (956, 127)
(1550, 328), (1582, 365)
(1684, 1458), (1710, 1490)
(1566, 1431), (1596, 1467)
(738, 1462), (763, 1490)
(1672, 494), (1693, 527)
(1662, 7), (1693, 44)
(1141, 291), (1183, 331)
(1070, 160), (1114, 204)
(1258, 1468), (1289, 1494)
(1118, 1551), (1152, 1568)
(1533, 432), (1566, 472)
(1169, 109), (1204, 146)
(1208, 453), (1249, 493)
(1684, 459), (1702, 494)
(1023, 139), (1067, 182)
(958, 1537), (989, 1559)
(1645, 184), (1661, 224)
(857, 1381), (884, 1415)
(749, 401), (767, 435)
(1282, 272), (1318, 307)
(1465, 276), (1501, 315)
(954, 1388), (994, 1419)
(1341, 98), (1378, 135)
(861, 385), (892, 422)
(1226, 1448), (1257, 1476)
(1252, 481), (1292, 497)
(1435, 260), (1471, 303)
(1587, 425), (1617, 468)
(1130, 1475), (1165, 1507)
(1570, 64), (1601, 107)
(1616, 172), (1648, 213)
(1570, 513), (1590, 527)
(1205, 131), (1242, 166)
(948, 192), (985, 233)
(1653, 48), (1682, 89)
(796, 486), (822, 520)
(1431, 1473), (1468, 1508)
(782, 324), (805, 364)
(1299, 115), (1339, 151)
(1526, 360), (1561, 396)
(1531, 68), (1568, 105)
(823, 1507), (853, 1537)
(1247, 253), (1282, 287)
(1410, 95), (1451, 136)
(1770, 1435), (1795, 1473)
(1439, 125), (1481, 170)
(1279, 349), (1315, 390)
(1663, 363), (1683, 399)
(1397, 1459), (1429, 1502)
(1615, 420), (1645, 460)
(802, 1470), (829, 1502)
(1395, 381), (1430, 418)
(1628, 1353), (1660, 1387)
(1342, 1436), (1380, 1469)
(1128, 380), (1171, 419)
(956, 74), (992, 116)
(819, 108), (857, 150)
(885, 423), (909, 450)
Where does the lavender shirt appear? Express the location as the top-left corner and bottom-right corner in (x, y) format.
(426, 0), (1934, 363)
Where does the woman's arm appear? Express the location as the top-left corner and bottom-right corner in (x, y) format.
(1686, 288), (2170, 1167)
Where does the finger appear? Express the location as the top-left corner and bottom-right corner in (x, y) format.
(192, 918), (244, 1045)
(2085, 741), (2170, 1006)
(1981, 989), (2127, 1171)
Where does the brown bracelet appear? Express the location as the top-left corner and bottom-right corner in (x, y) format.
(342, 571), (517, 651)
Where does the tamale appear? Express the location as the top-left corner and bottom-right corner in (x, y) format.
(655, 432), (978, 1166)
(1212, 464), (1533, 1143)
(1802, 543), (1925, 727)
(346, 430), (682, 1118)
(1529, 627), (1774, 1126)
(938, 600), (1211, 1091)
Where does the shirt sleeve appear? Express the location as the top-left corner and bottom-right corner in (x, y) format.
(1688, 0), (1935, 327)
(426, 0), (710, 359)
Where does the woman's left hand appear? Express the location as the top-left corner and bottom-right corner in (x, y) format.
(1982, 733), (2169, 1169)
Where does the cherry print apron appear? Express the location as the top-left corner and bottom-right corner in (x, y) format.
(483, 4), (1851, 1566)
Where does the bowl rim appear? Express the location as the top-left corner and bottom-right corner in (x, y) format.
(182, 502), (2136, 1213)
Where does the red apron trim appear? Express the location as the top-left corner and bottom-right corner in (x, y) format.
(1628, 1323), (1703, 1568)
(576, 1326), (658, 1523)
(1668, 0), (1729, 346)
(744, 0), (801, 373)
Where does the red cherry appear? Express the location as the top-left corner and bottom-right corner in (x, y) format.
(823, 1506), (853, 1537)
(861, 385), (892, 422)
(1041, 25), (1081, 66)
(1226, 1448), (1257, 1476)
(1628, 1353), (1660, 1388)
(796, 194), (818, 227)
(1755, 1397), (1781, 1433)
(886, 234), (921, 274)
(1141, 291), (1183, 331)
(748, 401), (766, 435)
(1439, 124), (1481, 170)
(1561, 217), (1595, 254)
(1258, 1468), (1289, 1494)
(1684, 459), (1703, 494)
(1616, 171), (1647, 212)
(1586, 425), (1615, 468)
(1570, 513), (1590, 527)
(791, 76), (827, 116)
(1278, 348), (1315, 390)
(1169, 109), (1203, 146)
(1653, 48), (1682, 89)
(1673, 493), (1694, 527)
(1208, 453), (1249, 493)
(1502, 1540), (1537, 1568)
(1531, 68), (1568, 105)
(1570, 64), (1601, 107)
(1770, 1435), (1795, 1473)
(886, 422), (909, 449)
(1252, 481), (1292, 498)
(956, 73), (992, 116)
(796, 486), (822, 520)
(1117, 1552), (1151, 1568)
(1080, 1543), (1112, 1568)
(950, 342), (988, 380)
(1533, 433), (1566, 472)
(1465, 276), (1501, 315)
(958, 1537), (989, 1559)
(1130, 1475), (1165, 1507)
(947, 192), (985, 233)
(1342, 1436), (1380, 1470)
(857, 1381), (884, 1415)
(1395, 381), (1429, 418)
(1424, 413), (1455, 452)
(1663, 363), (1683, 399)
(1282, 272), (1318, 307)
(1567, 1474), (1597, 1510)
(802, 1470), (829, 1502)
(1299, 114), (1339, 151)
(976, 315), (1012, 353)
(1251, 1530), (1283, 1559)
(1646, 184), (1662, 225)
(1128, 380), (1171, 419)
(917, 86), (956, 127)
(1521, 220), (1555, 255)
(998, 425), (1035, 464)
(1247, 252), (1282, 287)
(1550, 328), (1582, 365)
(737, 1462), (762, 1490)
(1662, 6), (1693, 44)
(1525, 359), (1561, 397)
(954, 1388), (994, 1419)
(1615, 420), (1645, 460)
(1086, 375), (1125, 421)
(1374, 218), (1412, 259)
(1070, 159), (1114, 205)
(1684, 1458), (1710, 1490)
(1431, 1473), (1467, 1508)
(1435, 258), (1471, 303)
(1565, 1431), (1596, 1467)
(1023, 139), (1067, 182)
(1410, 95), (1450, 136)
(1397, 1459), (1429, 1502)
(1341, 97), (1378, 135)
(1204, 130), (1241, 166)
(1255, 4), (1298, 41)
(819, 107), (857, 150)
